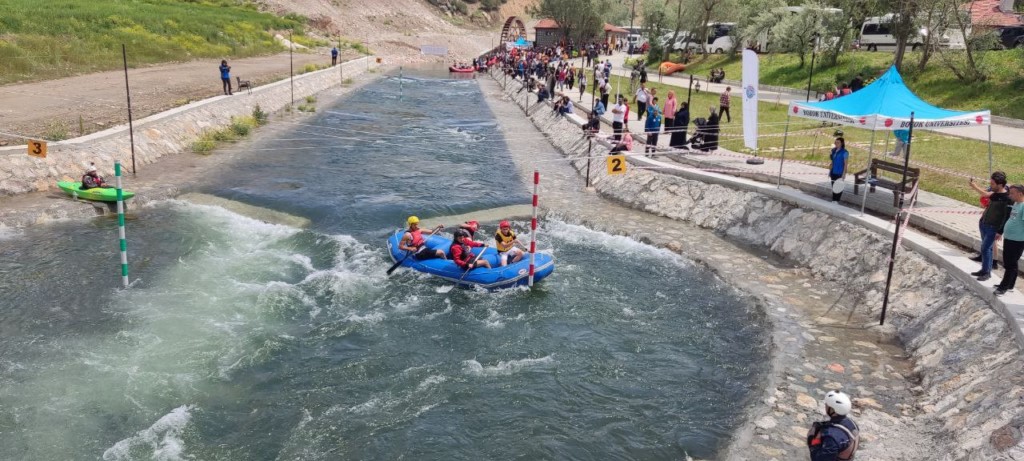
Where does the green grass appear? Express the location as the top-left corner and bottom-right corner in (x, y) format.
(656, 50), (1024, 119)
(0, 0), (313, 85)
(612, 73), (1024, 204)
(191, 115), (259, 153)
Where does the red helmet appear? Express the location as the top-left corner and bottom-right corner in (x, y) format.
(466, 220), (479, 231)
(499, 220), (510, 228)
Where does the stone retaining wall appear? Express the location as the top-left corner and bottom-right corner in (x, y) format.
(0, 57), (374, 197)
(495, 73), (1024, 459)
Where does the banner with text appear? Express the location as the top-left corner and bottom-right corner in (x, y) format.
(742, 50), (759, 150)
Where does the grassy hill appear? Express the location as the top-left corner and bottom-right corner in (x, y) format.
(0, 0), (325, 84)
(672, 50), (1024, 119)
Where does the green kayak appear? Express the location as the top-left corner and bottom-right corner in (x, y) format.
(57, 181), (135, 202)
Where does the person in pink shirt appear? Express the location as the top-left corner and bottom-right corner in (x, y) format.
(663, 90), (677, 136)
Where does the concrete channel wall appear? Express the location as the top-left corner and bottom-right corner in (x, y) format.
(494, 72), (1024, 459)
(0, 57), (374, 197)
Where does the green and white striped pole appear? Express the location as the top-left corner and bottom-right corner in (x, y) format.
(115, 161), (129, 288)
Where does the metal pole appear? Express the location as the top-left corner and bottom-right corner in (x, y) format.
(585, 138), (593, 188)
(400, 66), (403, 101)
(115, 161), (129, 289)
(289, 30), (295, 108)
(687, 74), (693, 107)
(860, 128), (878, 215)
(777, 114), (792, 188)
(339, 36), (343, 85)
(528, 170), (539, 287)
(881, 112), (915, 325)
(988, 124), (994, 176)
(121, 45), (137, 176)
(628, 0), (637, 55)
(591, 66), (597, 111)
(806, 40), (817, 102)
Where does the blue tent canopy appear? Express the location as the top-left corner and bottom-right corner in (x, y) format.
(789, 66), (990, 131)
(509, 37), (531, 49)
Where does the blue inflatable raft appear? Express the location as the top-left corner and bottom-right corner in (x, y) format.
(386, 230), (555, 289)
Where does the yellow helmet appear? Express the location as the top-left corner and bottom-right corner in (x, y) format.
(407, 216), (420, 226)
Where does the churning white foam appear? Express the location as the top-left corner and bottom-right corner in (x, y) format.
(102, 405), (193, 461)
(462, 355), (555, 377)
(544, 220), (693, 267)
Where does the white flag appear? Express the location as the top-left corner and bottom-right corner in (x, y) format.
(742, 49), (759, 150)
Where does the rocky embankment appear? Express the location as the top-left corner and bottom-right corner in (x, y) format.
(491, 71), (1024, 460)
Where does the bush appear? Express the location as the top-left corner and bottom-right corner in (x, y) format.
(43, 120), (69, 141)
(297, 103), (316, 112)
(305, 95), (316, 103)
(251, 105), (268, 125)
(452, 0), (468, 14)
(481, 0), (501, 10)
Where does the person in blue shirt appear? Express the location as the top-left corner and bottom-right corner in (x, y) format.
(644, 97), (662, 155)
(807, 391), (859, 461)
(892, 129), (910, 158)
(829, 137), (849, 202)
(593, 99), (606, 116)
(219, 60), (232, 95)
(331, 46), (339, 66)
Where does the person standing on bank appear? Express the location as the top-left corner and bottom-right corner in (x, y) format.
(670, 101), (690, 149)
(807, 391), (859, 461)
(644, 96), (662, 155)
(634, 82), (649, 122)
(219, 60), (232, 96)
(828, 137), (849, 202)
(719, 86), (732, 123)
(995, 184), (1024, 295)
(970, 172), (1012, 281)
(331, 46), (339, 66)
(663, 90), (677, 139)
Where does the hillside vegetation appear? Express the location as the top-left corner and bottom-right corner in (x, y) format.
(676, 50), (1024, 119)
(0, 0), (320, 84)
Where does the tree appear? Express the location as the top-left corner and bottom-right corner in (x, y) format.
(534, 0), (607, 44)
(769, 4), (829, 68)
(695, 0), (727, 55)
(935, 0), (990, 82)
(665, 0), (699, 60)
(820, 0), (884, 66)
(738, 0), (786, 52)
(641, 0), (669, 58)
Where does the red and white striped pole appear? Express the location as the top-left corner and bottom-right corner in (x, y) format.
(528, 170), (539, 287)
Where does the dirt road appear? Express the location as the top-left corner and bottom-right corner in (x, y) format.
(0, 50), (346, 145)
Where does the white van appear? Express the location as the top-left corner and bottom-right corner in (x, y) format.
(682, 23), (735, 53)
(859, 15), (949, 51)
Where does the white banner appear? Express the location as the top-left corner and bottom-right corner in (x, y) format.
(787, 102), (991, 131)
(742, 49), (759, 150)
(420, 45), (448, 56)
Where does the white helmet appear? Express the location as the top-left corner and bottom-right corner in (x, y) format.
(824, 391), (852, 416)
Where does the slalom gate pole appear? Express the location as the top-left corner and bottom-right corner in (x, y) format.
(289, 30), (295, 108)
(881, 112), (915, 326)
(400, 66), (403, 101)
(115, 161), (129, 289)
(528, 170), (539, 287)
(988, 125), (994, 177)
(121, 45), (137, 175)
(585, 138), (593, 188)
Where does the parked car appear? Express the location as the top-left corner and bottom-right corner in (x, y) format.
(859, 14), (950, 51)
(997, 26), (1024, 49)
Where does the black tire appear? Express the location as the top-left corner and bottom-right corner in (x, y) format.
(868, 44), (877, 52)
(1016, 39), (1024, 49)
(715, 48), (724, 54)
(911, 44), (920, 51)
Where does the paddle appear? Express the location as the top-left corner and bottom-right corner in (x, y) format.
(387, 225), (442, 275)
(438, 243), (489, 294)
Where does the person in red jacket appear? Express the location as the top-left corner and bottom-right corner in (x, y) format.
(449, 229), (491, 270)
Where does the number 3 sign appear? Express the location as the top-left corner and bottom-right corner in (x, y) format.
(27, 140), (47, 158)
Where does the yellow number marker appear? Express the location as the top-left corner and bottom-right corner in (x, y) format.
(606, 155), (626, 175)
(27, 140), (47, 158)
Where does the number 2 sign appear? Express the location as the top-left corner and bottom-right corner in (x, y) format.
(606, 155), (626, 175)
(27, 140), (47, 159)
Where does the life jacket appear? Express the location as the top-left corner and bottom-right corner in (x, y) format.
(495, 230), (517, 252)
(808, 419), (859, 460)
(408, 228), (425, 248)
(449, 240), (473, 267)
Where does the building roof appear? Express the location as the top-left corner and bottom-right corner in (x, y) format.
(967, 0), (1024, 27)
(604, 23), (629, 34)
(535, 18), (561, 29)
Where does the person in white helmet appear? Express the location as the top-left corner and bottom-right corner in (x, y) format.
(81, 163), (109, 190)
(807, 390), (859, 461)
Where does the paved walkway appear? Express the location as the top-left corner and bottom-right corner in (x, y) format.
(586, 52), (1024, 148)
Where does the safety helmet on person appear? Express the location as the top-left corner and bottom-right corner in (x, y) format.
(499, 220), (510, 228)
(824, 391), (852, 416)
(454, 229), (470, 240)
(407, 216), (420, 226)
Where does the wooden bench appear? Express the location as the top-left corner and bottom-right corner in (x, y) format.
(853, 159), (920, 206)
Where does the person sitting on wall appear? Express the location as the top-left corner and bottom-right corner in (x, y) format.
(81, 163), (109, 190)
